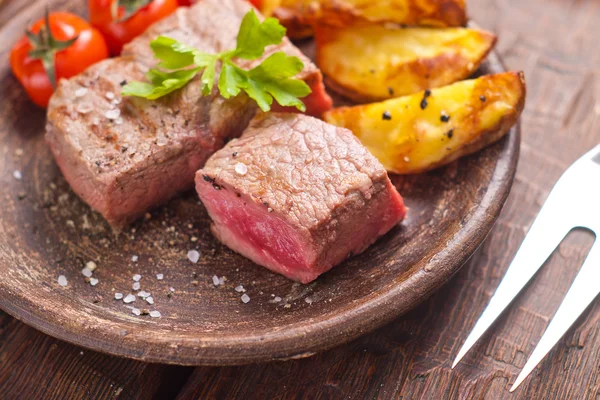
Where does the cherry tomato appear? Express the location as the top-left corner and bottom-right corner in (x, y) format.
(89, 0), (178, 55)
(248, 0), (261, 9)
(10, 12), (109, 108)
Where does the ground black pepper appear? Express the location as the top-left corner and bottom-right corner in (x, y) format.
(440, 113), (450, 123)
(382, 110), (392, 120)
(420, 89), (432, 110)
(446, 129), (454, 139)
(480, 95), (487, 102)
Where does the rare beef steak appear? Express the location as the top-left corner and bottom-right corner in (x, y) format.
(196, 113), (407, 283)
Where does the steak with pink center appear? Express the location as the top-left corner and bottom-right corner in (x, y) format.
(196, 113), (407, 283)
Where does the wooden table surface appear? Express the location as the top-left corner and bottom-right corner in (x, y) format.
(1, 0), (599, 399)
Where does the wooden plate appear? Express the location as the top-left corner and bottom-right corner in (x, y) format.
(0, 2), (519, 366)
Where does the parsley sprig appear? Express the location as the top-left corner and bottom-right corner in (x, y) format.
(122, 10), (311, 112)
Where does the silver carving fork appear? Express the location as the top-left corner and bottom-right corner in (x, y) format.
(452, 144), (600, 392)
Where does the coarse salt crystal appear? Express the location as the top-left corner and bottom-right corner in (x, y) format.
(187, 250), (200, 263)
(114, 292), (123, 300)
(132, 274), (141, 281)
(90, 278), (99, 286)
(150, 310), (161, 318)
(57, 275), (68, 287)
(81, 267), (93, 278)
(169, 287), (175, 292)
(131, 255), (139, 263)
(304, 297), (313, 304)
(241, 294), (250, 303)
(105, 91), (115, 100)
(76, 103), (94, 114)
(137, 290), (151, 298)
(274, 296), (282, 302)
(234, 162), (248, 176)
(212, 275), (220, 286)
(156, 273), (164, 280)
(146, 297), (154, 305)
(123, 294), (136, 303)
(132, 282), (141, 291)
(92, 117), (100, 126)
(75, 87), (88, 97)
(114, 118), (124, 125)
(132, 308), (141, 316)
(235, 285), (245, 293)
(13, 170), (22, 180)
(105, 109), (120, 120)
(85, 261), (97, 271)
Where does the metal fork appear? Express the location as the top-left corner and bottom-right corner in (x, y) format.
(452, 144), (600, 392)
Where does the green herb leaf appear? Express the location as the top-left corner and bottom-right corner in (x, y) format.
(150, 36), (197, 70)
(234, 10), (286, 60)
(122, 67), (202, 100)
(200, 57), (217, 95)
(122, 10), (311, 112)
(218, 62), (245, 99)
(242, 52), (311, 112)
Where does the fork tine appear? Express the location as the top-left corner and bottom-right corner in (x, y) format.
(452, 189), (571, 368)
(510, 238), (600, 391)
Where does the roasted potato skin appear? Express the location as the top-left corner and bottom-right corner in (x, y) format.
(315, 25), (497, 102)
(263, 0), (467, 39)
(313, 0), (467, 28)
(323, 72), (526, 174)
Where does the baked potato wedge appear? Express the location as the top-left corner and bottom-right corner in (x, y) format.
(313, 0), (467, 28)
(315, 25), (497, 102)
(262, 0), (467, 39)
(323, 72), (526, 174)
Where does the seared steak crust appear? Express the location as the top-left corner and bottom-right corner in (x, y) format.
(196, 113), (407, 282)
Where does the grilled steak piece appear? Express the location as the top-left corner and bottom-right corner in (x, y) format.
(196, 113), (407, 283)
(46, 0), (332, 228)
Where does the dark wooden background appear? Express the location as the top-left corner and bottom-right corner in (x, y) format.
(2, 0), (600, 398)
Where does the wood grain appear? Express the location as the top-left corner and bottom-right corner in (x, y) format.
(0, 0), (518, 366)
(0, 310), (191, 399)
(1, 0), (600, 398)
